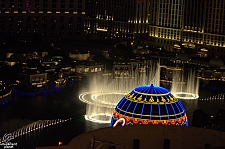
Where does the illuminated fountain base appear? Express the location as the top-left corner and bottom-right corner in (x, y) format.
(79, 91), (127, 123)
(85, 113), (112, 124)
(80, 61), (161, 123)
(79, 91), (127, 108)
(171, 67), (199, 100)
(173, 92), (199, 100)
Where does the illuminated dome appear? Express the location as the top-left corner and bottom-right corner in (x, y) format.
(110, 84), (188, 127)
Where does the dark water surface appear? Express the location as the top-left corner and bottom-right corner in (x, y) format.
(0, 83), (224, 149)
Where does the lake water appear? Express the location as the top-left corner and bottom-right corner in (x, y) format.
(0, 82), (224, 149)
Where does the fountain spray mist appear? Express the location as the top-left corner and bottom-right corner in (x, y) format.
(171, 66), (199, 99)
(81, 60), (161, 123)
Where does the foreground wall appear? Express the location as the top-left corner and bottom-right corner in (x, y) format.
(37, 125), (225, 149)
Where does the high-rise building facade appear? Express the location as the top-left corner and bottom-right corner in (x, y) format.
(85, 0), (225, 58)
(182, 0), (225, 58)
(148, 0), (184, 49)
(85, 0), (149, 39)
(181, 0), (205, 50)
(0, 0), (224, 58)
(0, 0), (85, 41)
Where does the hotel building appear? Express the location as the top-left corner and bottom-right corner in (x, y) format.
(182, 0), (225, 58)
(85, 0), (225, 58)
(0, 0), (224, 58)
(85, 0), (150, 39)
(147, 0), (184, 49)
(0, 0), (85, 41)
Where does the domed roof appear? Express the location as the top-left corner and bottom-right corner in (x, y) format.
(209, 58), (224, 69)
(110, 84), (188, 127)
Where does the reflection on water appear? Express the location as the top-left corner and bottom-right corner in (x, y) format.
(0, 84), (224, 149)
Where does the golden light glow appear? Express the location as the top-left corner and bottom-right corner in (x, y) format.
(96, 28), (107, 32)
(200, 48), (208, 52)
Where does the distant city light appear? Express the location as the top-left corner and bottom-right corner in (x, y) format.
(58, 142), (62, 146)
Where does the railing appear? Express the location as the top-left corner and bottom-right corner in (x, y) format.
(90, 136), (125, 149)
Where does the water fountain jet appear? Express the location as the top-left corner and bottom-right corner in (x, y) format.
(171, 67), (199, 99)
(79, 60), (161, 123)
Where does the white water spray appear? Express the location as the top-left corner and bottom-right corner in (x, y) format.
(80, 60), (161, 123)
(171, 67), (199, 99)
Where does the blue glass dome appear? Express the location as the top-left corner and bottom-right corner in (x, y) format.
(111, 84), (188, 127)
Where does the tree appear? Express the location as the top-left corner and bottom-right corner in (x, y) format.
(191, 109), (206, 127)
(215, 109), (225, 130)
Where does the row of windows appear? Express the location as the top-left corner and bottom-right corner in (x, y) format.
(184, 26), (202, 31)
(160, 0), (183, 4)
(0, 1), (83, 13)
(0, 16), (82, 24)
(0, 24), (81, 36)
(0, 9), (83, 14)
(159, 9), (182, 17)
(89, 31), (133, 39)
(204, 24), (225, 34)
(0, 23), (81, 29)
(206, 0), (224, 8)
(158, 21), (182, 28)
(148, 26), (225, 47)
(6, 31), (81, 36)
(159, 4), (182, 10)
(151, 35), (225, 48)
(1, 0), (82, 3)
(86, 19), (149, 34)
(206, 8), (225, 13)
